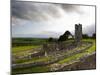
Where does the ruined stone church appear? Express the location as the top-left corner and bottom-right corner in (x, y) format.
(43, 23), (83, 56)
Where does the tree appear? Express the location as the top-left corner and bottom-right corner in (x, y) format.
(92, 33), (96, 39)
(58, 35), (66, 41)
(48, 37), (54, 42)
(63, 31), (71, 36)
(82, 34), (89, 39)
(58, 30), (71, 41)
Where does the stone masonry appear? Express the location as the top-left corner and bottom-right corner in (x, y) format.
(43, 23), (83, 56)
(75, 23), (82, 44)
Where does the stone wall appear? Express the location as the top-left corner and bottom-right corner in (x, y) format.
(43, 42), (75, 56)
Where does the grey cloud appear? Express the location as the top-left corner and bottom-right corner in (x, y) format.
(59, 4), (84, 14)
(12, 1), (62, 21)
(12, 1), (81, 21)
(60, 4), (78, 11)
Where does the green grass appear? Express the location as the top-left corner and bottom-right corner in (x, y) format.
(15, 56), (52, 64)
(12, 38), (47, 47)
(12, 45), (41, 53)
(27, 56), (51, 63)
(58, 39), (96, 64)
(58, 53), (85, 64)
(12, 65), (50, 74)
(12, 39), (96, 73)
(86, 42), (95, 53)
(14, 40), (92, 64)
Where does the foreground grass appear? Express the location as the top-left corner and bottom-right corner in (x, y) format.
(58, 39), (96, 64)
(12, 39), (96, 74)
(12, 65), (50, 74)
(15, 56), (52, 64)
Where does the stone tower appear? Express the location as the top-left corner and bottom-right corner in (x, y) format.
(75, 23), (82, 44)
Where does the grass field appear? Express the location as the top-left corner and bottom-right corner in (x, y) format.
(12, 45), (41, 53)
(12, 38), (96, 74)
(58, 39), (96, 64)
(12, 38), (48, 47)
(15, 56), (52, 64)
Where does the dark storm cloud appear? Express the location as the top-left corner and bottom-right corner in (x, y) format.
(12, 1), (62, 21)
(60, 4), (78, 11)
(60, 4), (83, 14)
(11, 1), (81, 21)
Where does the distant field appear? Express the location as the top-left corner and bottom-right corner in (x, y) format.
(12, 38), (48, 47)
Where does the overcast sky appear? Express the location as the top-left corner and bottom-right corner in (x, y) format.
(11, 1), (95, 38)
